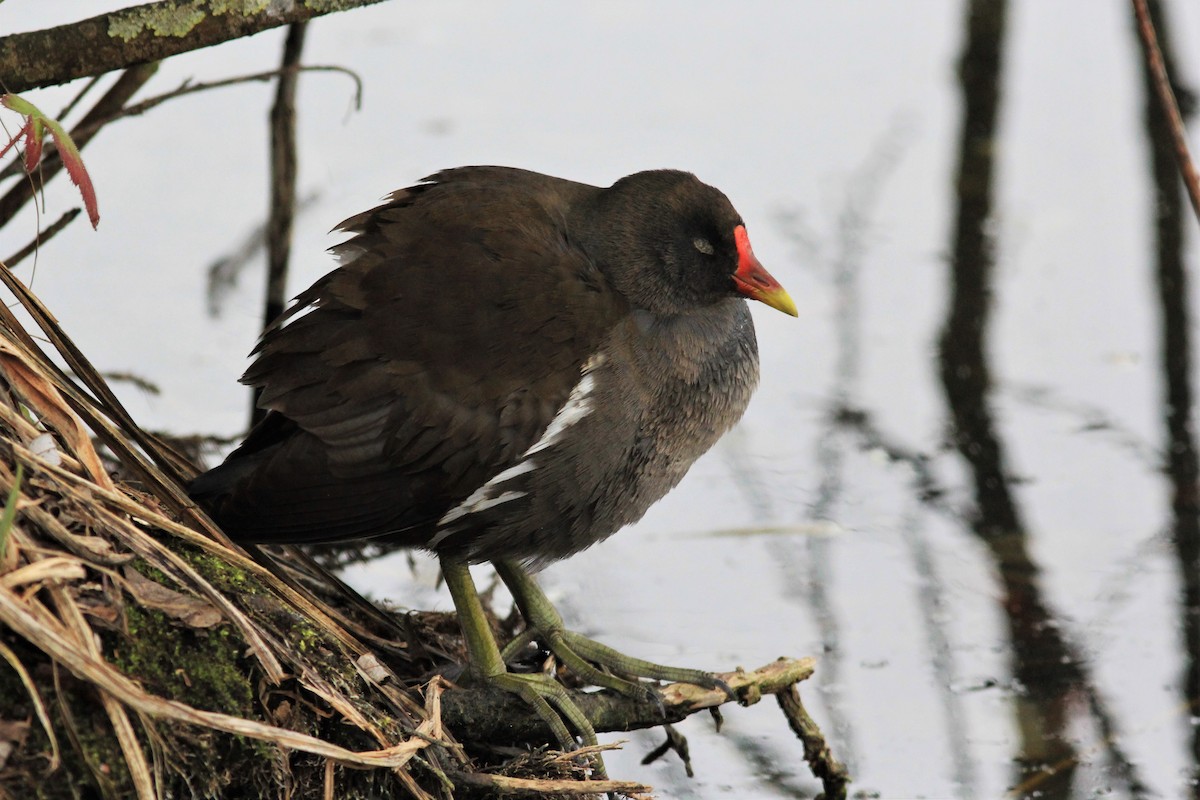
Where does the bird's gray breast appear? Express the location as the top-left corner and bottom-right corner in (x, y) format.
(433, 299), (760, 566)
(620, 301), (761, 490)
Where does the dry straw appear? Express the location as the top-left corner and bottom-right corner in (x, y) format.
(0, 256), (461, 798)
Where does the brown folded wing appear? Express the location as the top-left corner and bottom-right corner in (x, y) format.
(191, 169), (624, 545)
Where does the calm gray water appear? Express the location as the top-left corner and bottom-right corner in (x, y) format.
(6, 2), (1200, 797)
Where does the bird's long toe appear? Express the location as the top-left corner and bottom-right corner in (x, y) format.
(495, 560), (731, 706)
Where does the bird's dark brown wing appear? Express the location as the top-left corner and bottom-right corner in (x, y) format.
(191, 169), (625, 545)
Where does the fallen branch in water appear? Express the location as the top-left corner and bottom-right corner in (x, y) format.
(441, 657), (815, 742)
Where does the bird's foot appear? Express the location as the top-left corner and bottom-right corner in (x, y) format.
(441, 559), (608, 779)
(486, 670), (605, 770)
(495, 560), (735, 706)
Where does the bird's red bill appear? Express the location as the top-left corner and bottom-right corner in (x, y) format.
(732, 225), (798, 317)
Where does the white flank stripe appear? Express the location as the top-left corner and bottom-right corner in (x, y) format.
(525, 353), (605, 457)
(485, 460), (537, 485)
(463, 490), (526, 516)
(432, 354), (605, 540)
(438, 489), (528, 527)
(435, 459), (539, 531)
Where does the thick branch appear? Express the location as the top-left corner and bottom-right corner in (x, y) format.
(440, 657), (816, 745)
(0, 0), (388, 94)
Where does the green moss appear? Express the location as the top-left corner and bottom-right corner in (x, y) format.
(2, 536), (426, 796)
(210, 0), (272, 14)
(100, 598), (271, 796)
(304, 0), (363, 12)
(107, 4), (206, 42)
(114, 550), (360, 712)
(113, 603), (252, 714)
(71, 718), (132, 795)
(132, 543), (264, 599)
(180, 546), (263, 595)
(291, 615), (324, 654)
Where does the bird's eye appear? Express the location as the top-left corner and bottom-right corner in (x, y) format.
(693, 237), (715, 255)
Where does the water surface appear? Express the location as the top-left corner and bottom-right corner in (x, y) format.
(5, 2), (1198, 797)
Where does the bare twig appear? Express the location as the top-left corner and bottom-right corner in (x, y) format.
(98, 371), (160, 396)
(256, 23), (307, 426)
(3, 208), (81, 269)
(777, 684), (850, 800)
(1132, 0), (1200, 225)
(1135, 2), (1200, 796)
(53, 76), (104, 124)
(639, 723), (693, 777)
(70, 65), (364, 139)
(206, 191), (320, 317)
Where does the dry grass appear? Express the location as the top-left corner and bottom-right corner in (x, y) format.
(0, 258), (464, 798)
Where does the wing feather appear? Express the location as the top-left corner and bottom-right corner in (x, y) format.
(195, 169), (624, 546)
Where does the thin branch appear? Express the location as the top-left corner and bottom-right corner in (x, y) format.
(73, 65), (364, 139)
(639, 724), (693, 776)
(1135, 1), (1200, 794)
(0, 0), (387, 94)
(205, 191), (320, 318)
(1132, 0), (1200, 225)
(256, 23), (307, 427)
(4, 208), (81, 268)
(53, 76), (103, 124)
(777, 684), (850, 800)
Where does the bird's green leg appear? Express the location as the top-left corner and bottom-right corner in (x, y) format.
(440, 557), (606, 775)
(493, 560), (732, 702)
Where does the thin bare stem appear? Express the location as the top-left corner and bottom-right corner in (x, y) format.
(256, 23), (307, 427)
(1132, 0), (1200, 225)
(4, 208), (81, 268)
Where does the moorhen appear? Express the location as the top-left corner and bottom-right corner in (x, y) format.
(189, 166), (796, 767)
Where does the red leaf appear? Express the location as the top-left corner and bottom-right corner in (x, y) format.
(40, 116), (99, 229)
(0, 119), (31, 162)
(65, 160), (99, 229)
(1, 93), (100, 229)
(22, 118), (43, 174)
